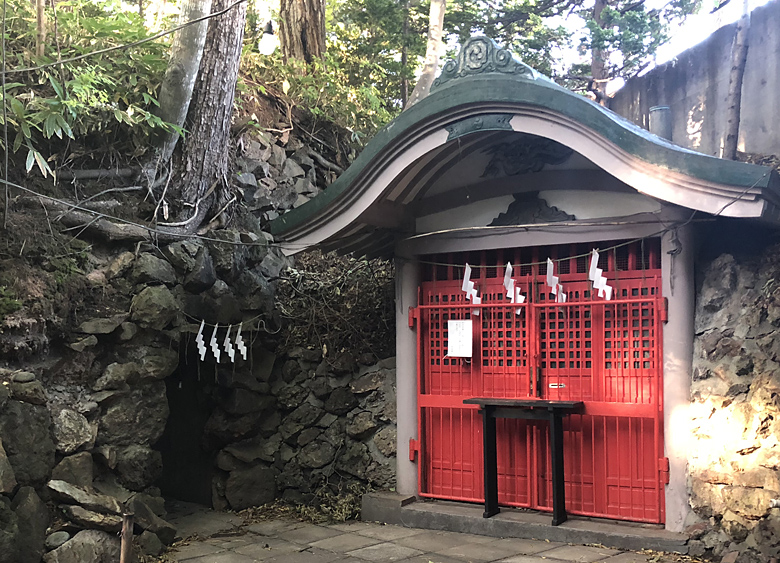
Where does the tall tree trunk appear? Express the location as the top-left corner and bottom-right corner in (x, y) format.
(165, 0), (247, 233)
(400, 0), (409, 106)
(35, 0), (46, 57)
(590, 0), (609, 106)
(405, 0), (446, 109)
(723, 1), (750, 160)
(279, 0), (325, 63)
(148, 0), (213, 180)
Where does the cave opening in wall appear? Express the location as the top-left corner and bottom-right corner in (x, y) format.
(158, 336), (217, 507)
(156, 325), (280, 510)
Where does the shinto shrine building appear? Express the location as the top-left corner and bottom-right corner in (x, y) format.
(270, 36), (780, 533)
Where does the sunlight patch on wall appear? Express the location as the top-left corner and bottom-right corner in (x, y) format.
(687, 99), (705, 150)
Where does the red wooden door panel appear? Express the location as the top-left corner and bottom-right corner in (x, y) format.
(416, 241), (665, 523)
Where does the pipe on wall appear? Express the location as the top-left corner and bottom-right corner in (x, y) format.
(649, 106), (673, 142)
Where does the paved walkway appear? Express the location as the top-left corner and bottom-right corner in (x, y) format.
(162, 503), (682, 563)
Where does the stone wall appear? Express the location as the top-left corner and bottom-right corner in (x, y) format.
(210, 351), (397, 511)
(0, 230), (289, 562)
(0, 124), (395, 562)
(688, 246), (780, 561)
(610, 0), (780, 158)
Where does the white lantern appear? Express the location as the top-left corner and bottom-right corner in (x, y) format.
(258, 21), (278, 56)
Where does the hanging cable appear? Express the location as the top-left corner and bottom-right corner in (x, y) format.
(6, 0), (247, 75)
(416, 233), (672, 270)
(0, 177), (315, 249)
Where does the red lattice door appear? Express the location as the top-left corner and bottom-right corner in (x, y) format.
(415, 241), (666, 523)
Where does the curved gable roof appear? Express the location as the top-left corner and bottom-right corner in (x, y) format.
(270, 36), (780, 256)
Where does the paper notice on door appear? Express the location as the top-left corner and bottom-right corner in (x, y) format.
(447, 320), (472, 358)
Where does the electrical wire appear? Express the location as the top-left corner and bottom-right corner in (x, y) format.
(2, 168), (770, 261)
(402, 213), (665, 242)
(414, 232), (670, 270)
(408, 170), (774, 269)
(5, 0), (247, 75)
(712, 170), (770, 216)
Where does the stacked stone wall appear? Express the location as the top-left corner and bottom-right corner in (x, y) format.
(0, 126), (395, 562)
(689, 249), (780, 561)
(209, 350), (397, 510)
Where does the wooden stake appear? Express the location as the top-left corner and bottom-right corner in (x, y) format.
(723, 0), (750, 160)
(120, 512), (134, 563)
(35, 0), (46, 57)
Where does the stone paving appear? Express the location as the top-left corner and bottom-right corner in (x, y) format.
(162, 503), (682, 563)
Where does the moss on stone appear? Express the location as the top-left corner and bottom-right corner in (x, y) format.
(0, 286), (21, 321)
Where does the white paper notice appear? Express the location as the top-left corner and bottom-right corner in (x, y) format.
(447, 320), (472, 358)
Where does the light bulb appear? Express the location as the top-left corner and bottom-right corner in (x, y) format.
(259, 21), (278, 55)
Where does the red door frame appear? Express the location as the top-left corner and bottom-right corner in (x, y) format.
(412, 241), (667, 524)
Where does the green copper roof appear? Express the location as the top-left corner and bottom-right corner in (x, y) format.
(270, 36), (779, 245)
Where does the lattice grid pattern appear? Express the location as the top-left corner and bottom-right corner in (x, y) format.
(417, 240), (665, 523)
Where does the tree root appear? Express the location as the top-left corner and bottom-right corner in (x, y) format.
(307, 147), (344, 175)
(17, 195), (208, 243)
(56, 168), (138, 181)
(21, 196), (151, 241)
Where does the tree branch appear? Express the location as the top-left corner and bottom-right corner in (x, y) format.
(19, 196), (151, 241)
(620, 0), (647, 15)
(57, 168), (138, 181)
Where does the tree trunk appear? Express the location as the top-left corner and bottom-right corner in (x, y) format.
(405, 0), (446, 109)
(590, 0), (609, 106)
(164, 0), (247, 233)
(723, 3), (750, 160)
(279, 0), (325, 64)
(149, 0), (213, 174)
(400, 0), (409, 106)
(35, 0), (46, 57)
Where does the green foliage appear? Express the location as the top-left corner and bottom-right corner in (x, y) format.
(582, 0), (701, 78)
(0, 0), (701, 178)
(242, 48), (396, 145)
(45, 255), (86, 288)
(443, 0), (698, 83)
(328, 0), (427, 109)
(321, 0), (699, 99)
(444, 0), (574, 78)
(2, 0), (173, 175)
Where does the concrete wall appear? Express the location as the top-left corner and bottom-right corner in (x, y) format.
(611, 0), (780, 157)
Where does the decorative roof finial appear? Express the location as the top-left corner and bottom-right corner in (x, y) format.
(431, 36), (536, 92)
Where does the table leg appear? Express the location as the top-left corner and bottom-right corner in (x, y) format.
(481, 406), (499, 518)
(548, 409), (567, 525)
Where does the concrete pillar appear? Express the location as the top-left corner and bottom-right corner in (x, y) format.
(660, 218), (695, 532)
(395, 255), (419, 496)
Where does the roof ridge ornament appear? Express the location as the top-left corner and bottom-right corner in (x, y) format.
(431, 36), (536, 92)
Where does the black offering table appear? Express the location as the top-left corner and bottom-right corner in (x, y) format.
(463, 398), (584, 526)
